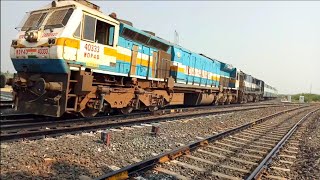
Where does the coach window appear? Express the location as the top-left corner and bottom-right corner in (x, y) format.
(95, 19), (115, 46)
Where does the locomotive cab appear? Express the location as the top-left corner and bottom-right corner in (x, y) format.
(9, 0), (120, 117)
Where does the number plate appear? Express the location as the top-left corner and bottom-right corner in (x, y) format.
(15, 48), (49, 58)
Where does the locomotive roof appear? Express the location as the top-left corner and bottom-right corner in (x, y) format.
(120, 22), (173, 48)
(29, 1), (276, 90)
(32, 0), (119, 25)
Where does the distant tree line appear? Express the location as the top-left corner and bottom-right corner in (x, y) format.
(0, 71), (14, 78)
(0, 71), (14, 88)
(291, 93), (320, 102)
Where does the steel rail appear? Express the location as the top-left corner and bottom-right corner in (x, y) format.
(94, 106), (306, 180)
(0, 100), (13, 108)
(0, 100), (281, 120)
(0, 104), (294, 142)
(0, 104), (286, 131)
(0, 111), (151, 130)
(245, 108), (319, 180)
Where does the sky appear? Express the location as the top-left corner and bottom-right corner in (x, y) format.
(1, 1), (320, 94)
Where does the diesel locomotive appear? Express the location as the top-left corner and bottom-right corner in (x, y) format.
(4, 0), (277, 117)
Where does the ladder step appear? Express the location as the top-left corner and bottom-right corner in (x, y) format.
(69, 80), (78, 83)
(68, 94), (77, 97)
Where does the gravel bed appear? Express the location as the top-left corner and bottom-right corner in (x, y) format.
(142, 107), (314, 179)
(0, 105), (299, 179)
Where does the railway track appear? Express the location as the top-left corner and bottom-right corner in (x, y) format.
(0, 100), (279, 120)
(95, 105), (319, 180)
(0, 101), (288, 127)
(0, 91), (13, 109)
(0, 103), (296, 142)
(0, 100), (13, 109)
(252, 112), (319, 180)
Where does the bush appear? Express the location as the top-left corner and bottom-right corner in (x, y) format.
(0, 71), (14, 88)
(0, 74), (5, 88)
(291, 93), (320, 102)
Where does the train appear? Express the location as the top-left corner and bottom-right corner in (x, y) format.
(3, 0), (278, 117)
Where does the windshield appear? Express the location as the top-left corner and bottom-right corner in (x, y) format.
(21, 12), (48, 31)
(20, 8), (74, 31)
(44, 8), (74, 29)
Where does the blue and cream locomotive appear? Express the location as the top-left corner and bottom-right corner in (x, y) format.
(6, 0), (277, 117)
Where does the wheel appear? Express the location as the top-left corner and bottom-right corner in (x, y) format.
(148, 106), (159, 112)
(120, 106), (133, 114)
(80, 108), (99, 117)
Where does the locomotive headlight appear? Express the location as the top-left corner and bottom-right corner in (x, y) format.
(48, 38), (56, 45)
(11, 40), (18, 47)
(24, 31), (38, 42)
(24, 32), (30, 40)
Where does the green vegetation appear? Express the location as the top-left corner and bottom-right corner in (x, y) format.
(0, 71), (14, 88)
(291, 93), (320, 102)
(0, 71), (14, 79)
(278, 93), (320, 103)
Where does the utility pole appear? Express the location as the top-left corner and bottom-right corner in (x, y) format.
(310, 83), (312, 94)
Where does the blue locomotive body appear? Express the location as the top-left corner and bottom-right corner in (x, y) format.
(7, 0), (277, 117)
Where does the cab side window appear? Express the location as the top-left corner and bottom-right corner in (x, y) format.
(74, 23), (81, 38)
(95, 20), (115, 46)
(83, 15), (96, 41)
(82, 14), (115, 46)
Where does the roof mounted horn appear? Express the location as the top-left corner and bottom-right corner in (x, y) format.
(52, 1), (57, 7)
(109, 12), (117, 19)
(118, 19), (133, 26)
(57, 0), (100, 11)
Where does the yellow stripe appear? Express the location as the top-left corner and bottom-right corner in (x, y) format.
(178, 67), (185, 73)
(211, 75), (221, 81)
(56, 37), (80, 49)
(104, 46), (151, 67)
(171, 66), (185, 73)
(56, 39), (152, 67)
(104, 47), (117, 57)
